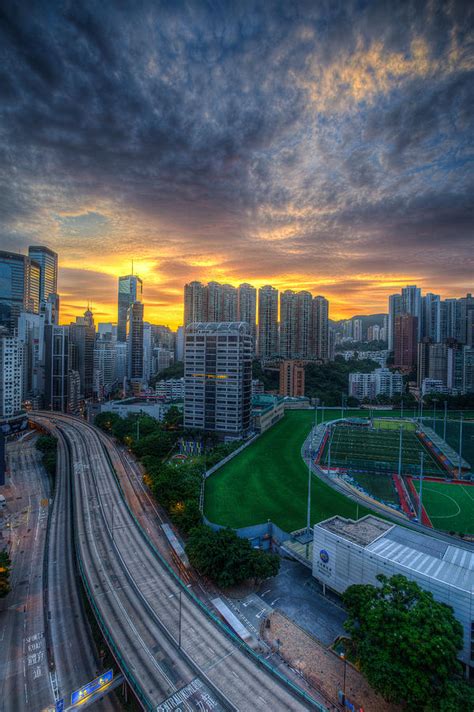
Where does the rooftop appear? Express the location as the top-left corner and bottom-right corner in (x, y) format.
(319, 515), (392, 547)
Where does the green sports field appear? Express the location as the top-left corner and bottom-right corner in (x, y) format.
(204, 409), (373, 532)
(413, 479), (474, 535)
(321, 423), (444, 477)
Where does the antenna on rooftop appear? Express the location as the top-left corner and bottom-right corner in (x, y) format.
(131, 259), (134, 275)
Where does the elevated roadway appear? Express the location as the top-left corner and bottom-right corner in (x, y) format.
(33, 413), (320, 712)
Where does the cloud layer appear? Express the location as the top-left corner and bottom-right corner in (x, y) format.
(0, 0), (472, 325)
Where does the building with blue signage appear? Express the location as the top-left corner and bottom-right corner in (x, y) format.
(312, 514), (473, 672)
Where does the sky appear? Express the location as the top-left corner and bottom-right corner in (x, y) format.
(0, 0), (473, 328)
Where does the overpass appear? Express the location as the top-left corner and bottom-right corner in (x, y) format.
(32, 413), (322, 712)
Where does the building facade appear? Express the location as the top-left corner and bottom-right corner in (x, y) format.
(0, 337), (24, 418)
(258, 285), (279, 358)
(279, 360), (305, 397)
(184, 322), (252, 438)
(117, 274), (143, 342)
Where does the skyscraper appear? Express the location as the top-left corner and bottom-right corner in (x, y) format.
(311, 296), (329, 361)
(279, 290), (297, 358)
(237, 283), (257, 350)
(184, 322), (252, 438)
(0, 336), (24, 418)
(296, 291), (313, 358)
(388, 293), (402, 352)
(28, 245), (58, 303)
(221, 284), (238, 322)
(44, 325), (70, 412)
(127, 301), (144, 386)
(401, 285), (422, 339)
(117, 274), (143, 342)
(421, 293), (441, 342)
(184, 281), (206, 325)
(258, 285), (278, 358)
(69, 309), (96, 399)
(394, 314), (418, 371)
(0, 251), (41, 333)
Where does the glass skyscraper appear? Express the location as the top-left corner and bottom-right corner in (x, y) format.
(28, 245), (58, 303)
(0, 251), (41, 334)
(117, 275), (143, 342)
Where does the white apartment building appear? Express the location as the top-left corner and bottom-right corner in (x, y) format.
(348, 367), (403, 400)
(0, 336), (24, 418)
(155, 378), (185, 400)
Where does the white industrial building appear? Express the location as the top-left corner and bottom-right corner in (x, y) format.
(313, 515), (473, 669)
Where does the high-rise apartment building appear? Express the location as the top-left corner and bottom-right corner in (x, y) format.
(0, 251), (41, 333)
(237, 283), (257, 350)
(279, 290), (297, 358)
(117, 274), (143, 342)
(127, 301), (144, 385)
(184, 281), (206, 325)
(184, 322), (252, 438)
(296, 291), (312, 358)
(279, 360), (305, 397)
(394, 314), (418, 371)
(352, 318), (363, 342)
(388, 294), (402, 352)
(421, 293), (441, 342)
(348, 368), (403, 400)
(258, 285), (278, 358)
(221, 284), (238, 322)
(401, 285), (422, 339)
(0, 336), (24, 418)
(28, 246), (58, 304)
(312, 296), (329, 361)
(205, 281), (223, 321)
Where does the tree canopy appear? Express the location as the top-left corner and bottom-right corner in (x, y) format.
(343, 574), (472, 711)
(186, 526), (280, 589)
(0, 549), (11, 598)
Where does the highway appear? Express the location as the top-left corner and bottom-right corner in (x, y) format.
(0, 436), (53, 712)
(34, 413), (319, 712)
(45, 421), (120, 712)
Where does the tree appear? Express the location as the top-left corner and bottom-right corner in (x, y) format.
(35, 435), (58, 476)
(163, 405), (183, 429)
(343, 574), (467, 711)
(186, 526), (280, 588)
(0, 549), (11, 598)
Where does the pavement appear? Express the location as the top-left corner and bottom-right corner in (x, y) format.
(257, 560), (346, 646)
(0, 436), (53, 712)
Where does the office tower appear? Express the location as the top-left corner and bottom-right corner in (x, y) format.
(258, 285), (278, 358)
(127, 301), (144, 386)
(417, 338), (432, 389)
(221, 284), (238, 321)
(69, 309), (96, 399)
(184, 322), (252, 438)
(28, 245), (58, 303)
(184, 281), (206, 325)
(46, 292), (60, 325)
(279, 290), (297, 358)
(44, 325), (70, 412)
(237, 284), (257, 349)
(421, 293), (441, 341)
(114, 342), (128, 386)
(311, 296), (329, 361)
(388, 294), (402, 352)
(98, 323), (114, 338)
(394, 314), (418, 371)
(0, 336), (24, 418)
(18, 311), (49, 405)
(94, 337), (117, 397)
(175, 326), (184, 361)
(117, 274), (143, 342)
(279, 360), (305, 397)
(0, 251), (41, 333)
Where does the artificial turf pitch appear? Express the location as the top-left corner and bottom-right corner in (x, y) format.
(204, 409), (373, 532)
(412, 479), (474, 535)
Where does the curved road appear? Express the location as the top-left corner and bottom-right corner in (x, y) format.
(33, 413), (320, 712)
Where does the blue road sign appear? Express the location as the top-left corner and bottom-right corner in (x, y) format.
(55, 700), (64, 712)
(71, 669), (113, 705)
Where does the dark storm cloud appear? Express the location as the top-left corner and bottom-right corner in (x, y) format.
(0, 0), (473, 320)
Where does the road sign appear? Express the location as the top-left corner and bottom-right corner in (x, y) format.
(71, 669), (113, 705)
(55, 700), (64, 712)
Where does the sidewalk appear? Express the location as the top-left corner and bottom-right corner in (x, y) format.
(263, 611), (400, 712)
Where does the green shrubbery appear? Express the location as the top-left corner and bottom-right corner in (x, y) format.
(186, 526), (280, 588)
(0, 549), (11, 598)
(35, 435), (58, 477)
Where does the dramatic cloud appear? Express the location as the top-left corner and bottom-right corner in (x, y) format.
(0, 0), (472, 325)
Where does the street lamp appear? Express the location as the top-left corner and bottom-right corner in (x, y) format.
(340, 652), (347, 704)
